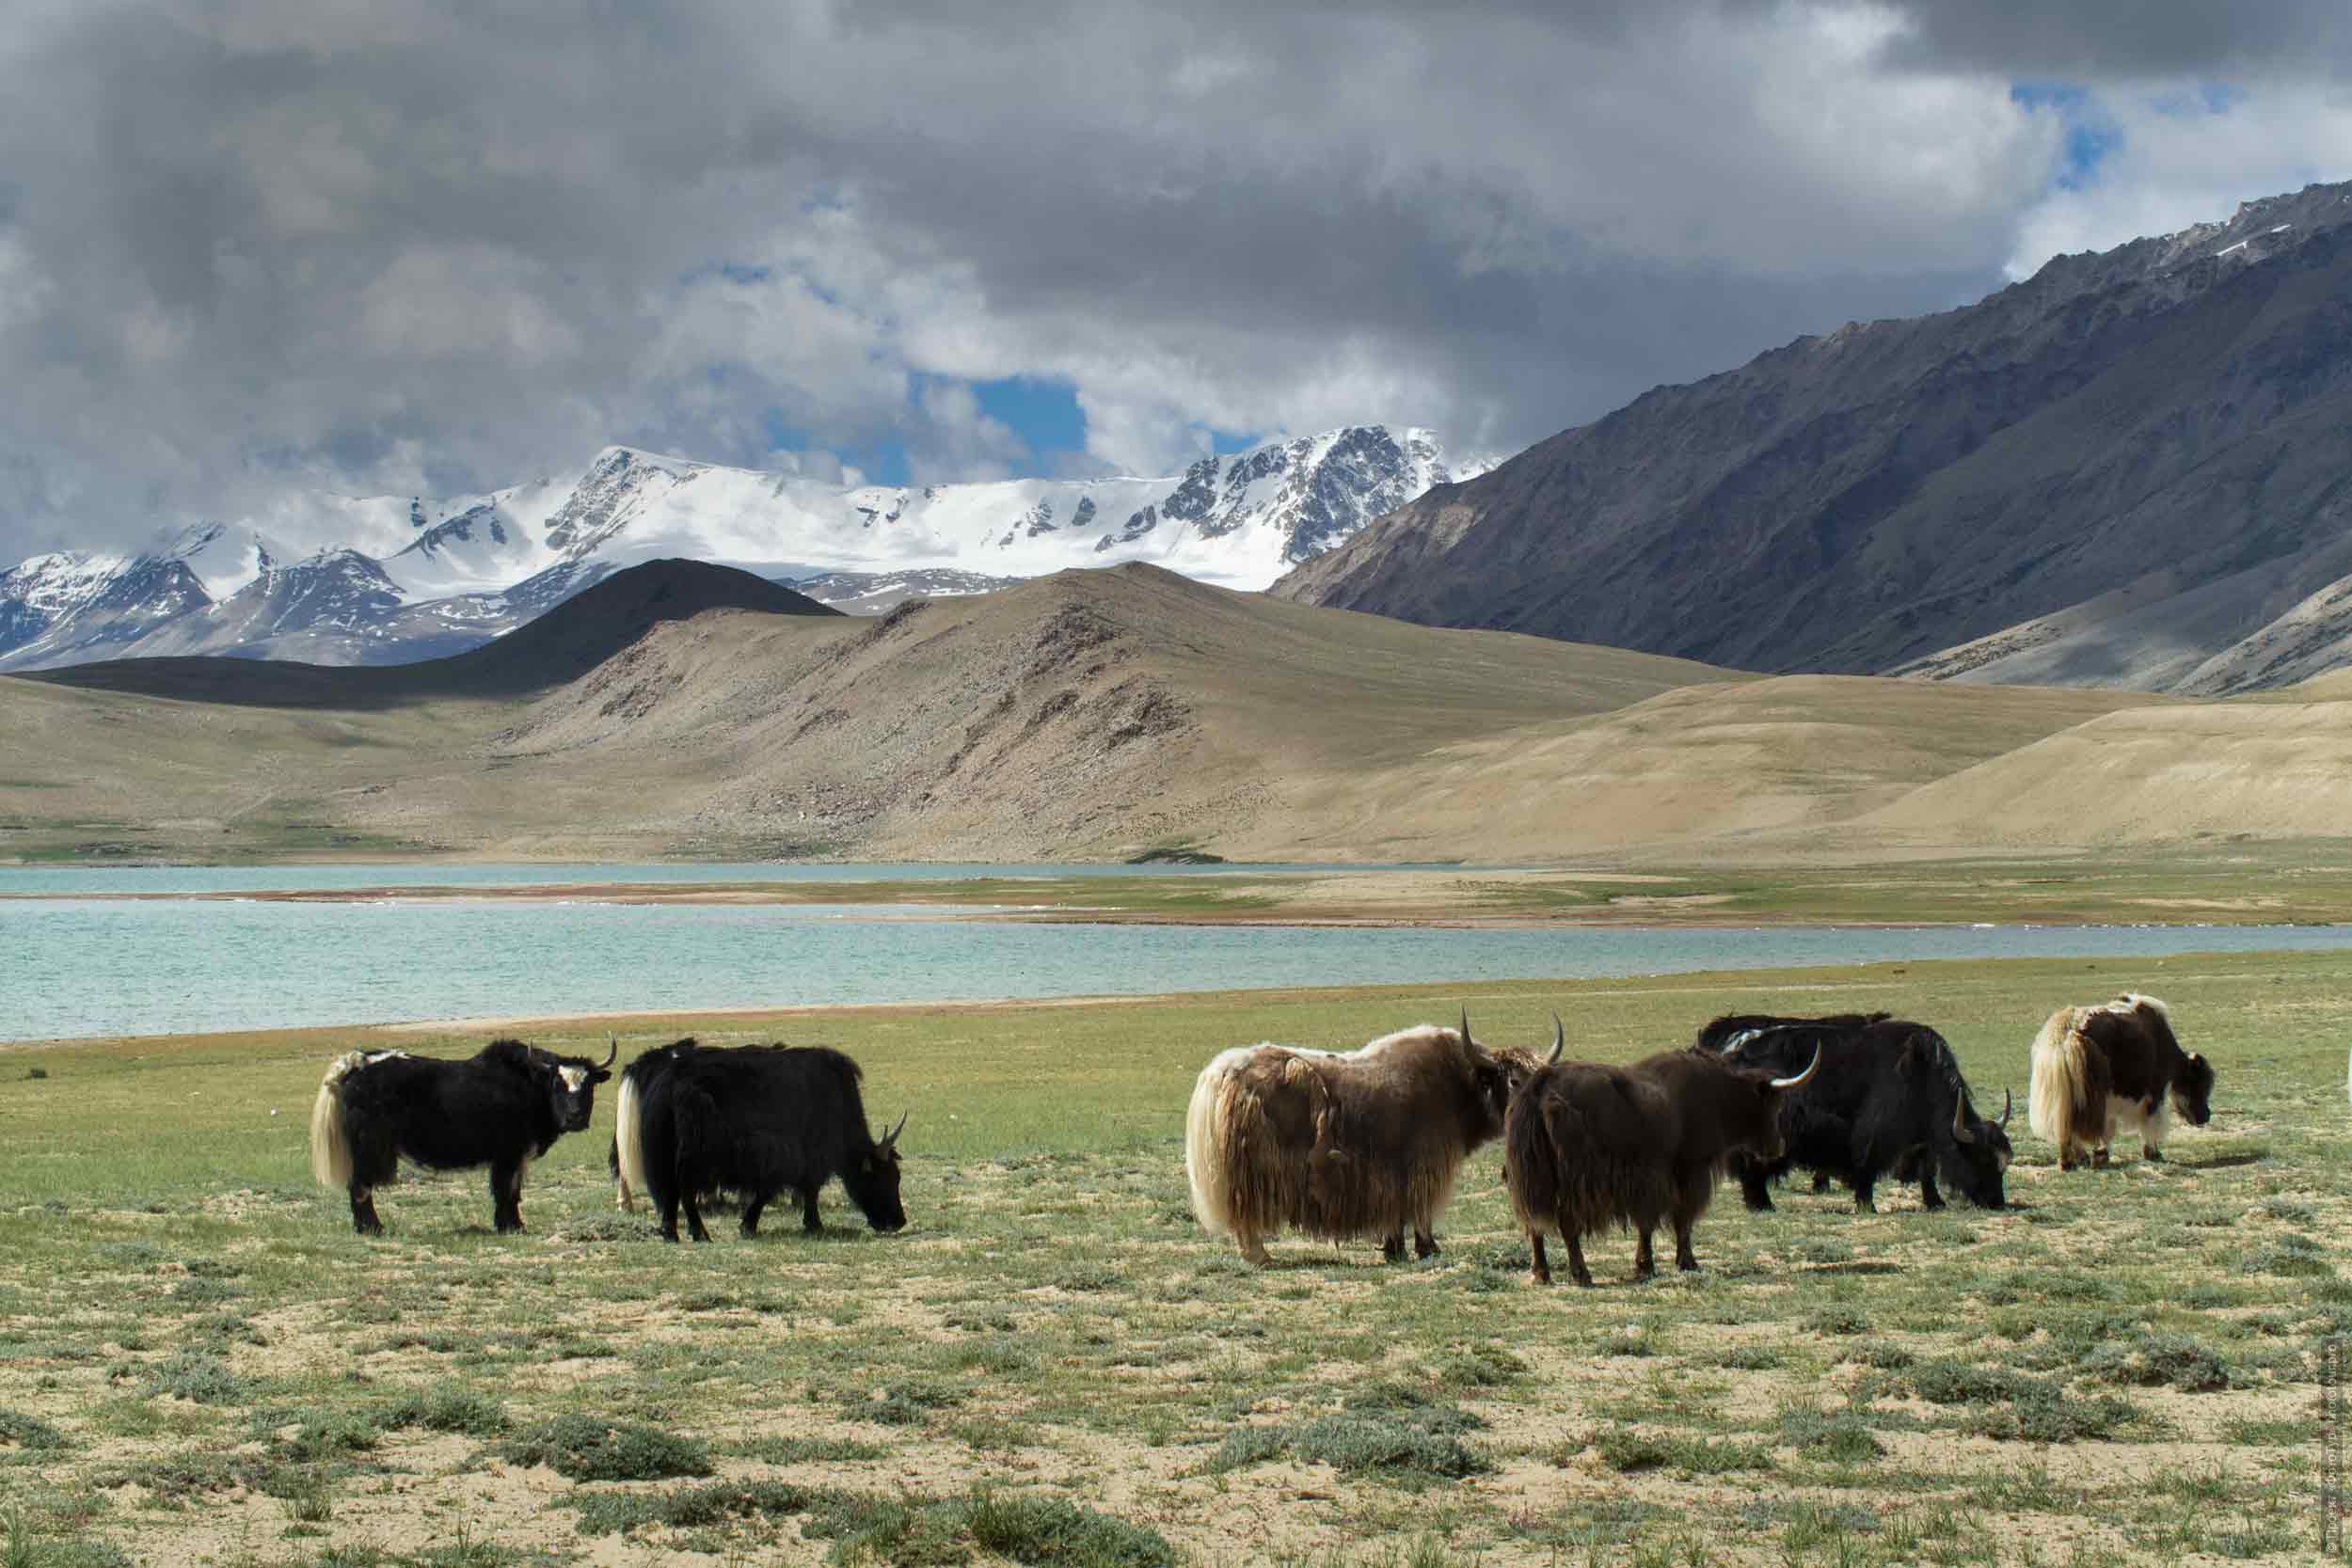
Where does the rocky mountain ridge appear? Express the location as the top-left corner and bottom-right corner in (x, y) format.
(1273, 182), (2352, 695)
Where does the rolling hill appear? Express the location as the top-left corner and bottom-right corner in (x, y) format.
(17, 556), (2350, 865)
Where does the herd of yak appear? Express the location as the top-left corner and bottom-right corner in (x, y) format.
(306, 991), (2213, 1284)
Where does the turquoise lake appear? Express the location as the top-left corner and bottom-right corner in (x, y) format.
(8, 863), (2352, 1042)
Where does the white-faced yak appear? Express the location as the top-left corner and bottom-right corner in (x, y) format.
(1184, 1012), (1539, 1268)
(307, 1037), (615, 1235)
(1502, 1026), (1820, 1286)
(2028, 993), (2213, 1170)
(611, 1038), (909, 1243)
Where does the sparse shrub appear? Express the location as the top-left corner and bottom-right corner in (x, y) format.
(1716, 1344), (1781, 1370)
(1957, 1383), (2136, 1443)
(2079, 1333), (2235, 1391)
(1432, 1344), (1529, 1387)
(2243, 1235), (2332, 1277)
(1777, 1405), (1884, 1462)
(384, 1383), (507, 1436)
(1288, 1414), (1490, 1479)
(845, 1383), (961, 1427)
(1905, 1360), (2028, 1405)
(966, 1488), (1180, 1566)
(1805, 1305), (1870, 1337)
(140, 1350), (245, 1405)
(490, 1415), (710, 1481)
(1206, 1426), (1286, 1474)
(0, 1410), (69, 1450)
(567, 1480), (821, 1538)
(23, 1069), (45, 1081)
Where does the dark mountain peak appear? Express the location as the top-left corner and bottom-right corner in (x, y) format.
(1273, 180), (2352, 693)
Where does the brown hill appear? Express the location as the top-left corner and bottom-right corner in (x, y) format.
(4, 560), (2271, 864)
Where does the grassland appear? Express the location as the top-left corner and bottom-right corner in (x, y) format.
(0, 951), (2345, 1566)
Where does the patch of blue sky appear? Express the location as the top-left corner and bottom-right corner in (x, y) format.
(2010, 80), (2122, 191)
(973, 375), (1087, 461)
(762, 412), (911, 487)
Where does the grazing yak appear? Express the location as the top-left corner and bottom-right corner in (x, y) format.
(1502, 1027), (1820, 1286)
(308, 1037), (615, 1235)
(1699, 1012), (2013, 1212)
(2028, 993), (2213, 1169)
(1184, 1013), (1537, 1267)
(612, 1038), (908, 1243)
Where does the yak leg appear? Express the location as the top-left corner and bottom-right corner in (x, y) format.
(739, 1194), (769, 1238)
(1633, 1228), (1656, 1280)
(1413, 1227), (1439, 1260)
(1381, 1230), (1406, 1263)
(1739, 1168), (1775, 1212)
(1850, 1172), (1878, 1215)
(680, 1187), (712, 1243)
(348, 1185), (384, 1237)
(2090, 1144), (2111, 1169)
(1672, 1182), (1705, 1272)
(657, 1190), (684, 1243)
(489, 1159), (526, 1233)
(1528, 1233), (1552, 1285)
(1917, 1163), (1946, 1210)
(1565, 1232), (1595, 1288)
(1811, 1171), (1834, 1195)
(798, 1184), (823, 1233)
(1235, 1227), (1272, 1268)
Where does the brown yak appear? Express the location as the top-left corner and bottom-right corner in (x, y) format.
(1502, 1020), (1820, 1286)
(1184, 1012), (1538, 1267)
(2027, 992), (2213, 1169)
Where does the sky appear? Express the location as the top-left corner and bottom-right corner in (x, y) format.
(3, 0), (2350, 562)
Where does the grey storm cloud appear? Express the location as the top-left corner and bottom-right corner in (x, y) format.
(0, 0), (2335, 560)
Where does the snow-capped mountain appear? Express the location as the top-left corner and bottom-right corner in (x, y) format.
(0, 426), (1492, 671)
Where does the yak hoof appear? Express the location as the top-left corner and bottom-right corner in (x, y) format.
(2142, 1146), (2165, 1163)
(1571, 1271), (1595, 1288)
(1414, 1238), (1439, 1260)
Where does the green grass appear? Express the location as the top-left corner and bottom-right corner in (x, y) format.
(0, 949), (2344, 1562)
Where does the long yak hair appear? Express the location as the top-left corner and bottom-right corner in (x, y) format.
(1184, 1021), (1514, 1259)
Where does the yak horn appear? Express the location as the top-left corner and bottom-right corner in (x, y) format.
(1769, 1047), (1821, 1091)
(1459, 1007), (1473, 1046)
(598, 1035), (618, 1069)
(1951, 1095), (1975, 1145)
(1546, 1012), (1564, 1067)
(1999, 1088), (2012, 1130)
(882, 1110), (909, 1147)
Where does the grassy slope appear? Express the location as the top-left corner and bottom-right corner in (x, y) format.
(0, 953), (2342, 1565)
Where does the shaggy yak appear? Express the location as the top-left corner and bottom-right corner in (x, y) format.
(1184, 1012), (1539, 1267)
(1502, 1029), (1820, 1286)
(2027, 992), (2212, 1169)
(308, 1037), (615, 1234)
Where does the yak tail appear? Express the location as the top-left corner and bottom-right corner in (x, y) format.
(2026, 1008), (2089, 1144)
(1184, 1053), (1245, 1237)
(308, 1052), (365, 1190)
(613, 1069), (648, 1211)
(1502, 1090), (1561, 1237)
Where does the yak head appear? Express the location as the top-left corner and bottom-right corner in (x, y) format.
(1722, 1048), (1823, 1164)
(537, 1037), (617, 1132)
(2173, 1051), (2216, 1128)
(843, 1112), (911, 1234)
(1463, 1009), (1550, 1128)
(1936, 1080), (2014, 1209)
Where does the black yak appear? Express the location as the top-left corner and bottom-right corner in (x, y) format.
(1699, 1012), (2013, 1212)
(611, 1038), (908, 1243)
(307, 1037), (614, 1234)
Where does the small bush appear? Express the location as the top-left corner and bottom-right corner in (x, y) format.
(1205, 1426), (1286, 1474)
(568, 1480), (821, 1538)
(23, 1068), (45, 1081)
(490, 1415), (710, 1481)
(1905, 1361), (2028, 1406)
(1715, 1344), (1781, 1370)
(140, 1351), (246, 1405)
(1777, 1406), (1884, 1463)
(1432, 1344), (1529, 1388)
(967, 1489), (1181, 1567)
(845, 1383), (962, 1427)
(0, 1410), (69, 1450)
(1289, 1415), (1490, 1480)
(384, 1383), (507, 1436)
(2079, 1334), (2234, 1392)
(1959, 1384), (2136, 1443)
(2243, 1235), (2332, 1278)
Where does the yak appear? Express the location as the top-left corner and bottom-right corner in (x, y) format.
(2028, 993), (2213, 1169)
(612, 1038), (908, 1243)
(1502, 1024), (1820, 1286)
(307, 1037), (615, 1235)
(1184, 1012), (1539, 1267)
(1699, 1012), (2013, 1212)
